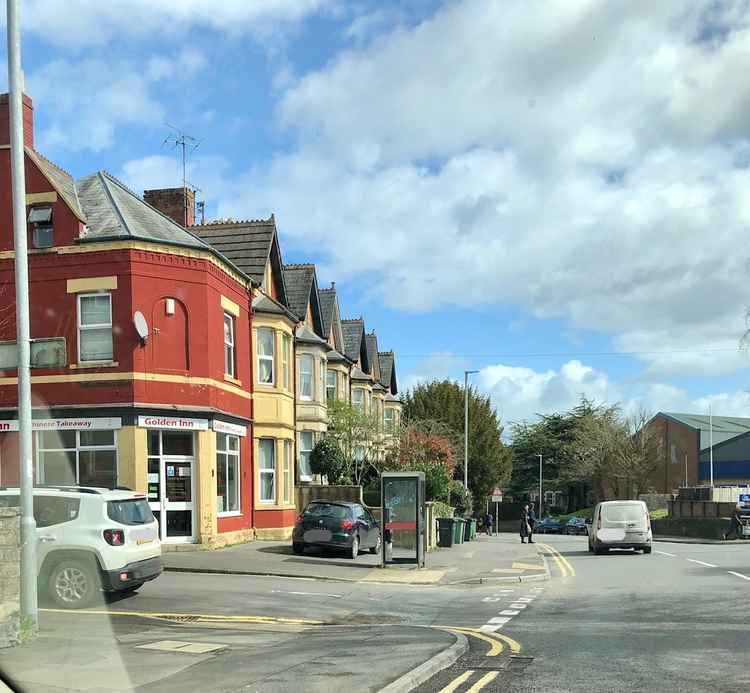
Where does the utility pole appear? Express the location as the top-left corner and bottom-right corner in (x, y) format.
(463, 370), (479, 489)
(6, 0), (38, 628)
(537, 454), (543, 518)
(709, 405), (714, 488)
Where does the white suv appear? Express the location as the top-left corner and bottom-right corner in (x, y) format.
(0, 486), (162, 608)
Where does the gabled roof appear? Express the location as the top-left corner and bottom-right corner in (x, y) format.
(295, 323), (330, 349)
(351, 365), (372, 382)
(27, 148), (85, 222)
(318, 287), (336, 339)
(379, 351), (398, 395)
(77, 171), (221, 253)
(341, 318), (370, 372)
(283, 264), (324, 337)
(365, 333), (381, 382)
(192, 216), (286, 297)
(327, 348), (350, 364)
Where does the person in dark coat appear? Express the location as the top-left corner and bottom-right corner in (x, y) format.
(527, 502), (537, 544)
(520, 504), (531, 543)
(724, 505), (744, 540)
(484, 511), (494, 536)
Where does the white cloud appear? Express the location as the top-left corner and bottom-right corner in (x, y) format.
(15, 0), (337, 48)
(28, 51), (207, 153)
(213, 0), (750, 380)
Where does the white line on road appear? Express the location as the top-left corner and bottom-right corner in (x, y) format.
(270, 590), (343, 598)
(509, 603), (527, 609)
(728, 571), (750, 582)
(487, 616), (510, 625)
(515, 597), (534, 602)
(499, 610), (520, 616)
(686, 559), (717, 568)
(655, 550), (676, 557)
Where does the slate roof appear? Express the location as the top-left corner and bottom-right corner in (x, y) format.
(365, 333), (381, 382)
(27, 148), (85, 221)
(295, 324), (330, 349)
(318, 287), (336, 339)
(379, 351), (397, 395)
(252, 293), (297, 321)
(659, 412), (750, 449)
(341, 319), (368, 370)
(327, 348), (350, 363)
(192, 217), (277, 286)
(77, 171), (218, 252)
(350, 366), (372, 382)
(283, 264), (316, 320)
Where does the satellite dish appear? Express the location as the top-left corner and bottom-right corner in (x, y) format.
(133, 311), (149, 344)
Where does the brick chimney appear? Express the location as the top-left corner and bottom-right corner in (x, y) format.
(143, 187), (195, 227)
(0, 93), (34, 148)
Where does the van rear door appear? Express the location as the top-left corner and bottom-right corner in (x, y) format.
(602, 503), (647, 541)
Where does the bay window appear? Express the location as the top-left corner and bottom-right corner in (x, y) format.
(299, 354), (313, 400)
(259, 439), (276, 503)
(299, 431), (314, 482)
(257, 328), (275, 385)
(326, 369), (337, 402)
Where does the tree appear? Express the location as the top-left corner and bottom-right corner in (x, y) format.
(324, 399), (385, 485)
(402, 380), (512, 503)
(381, 419), (457, 501)
(309, 437), (348, 485)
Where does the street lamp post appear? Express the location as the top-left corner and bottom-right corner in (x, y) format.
(464, 370), (479, 489)
(6, 0), (38, 626)
(537, 454), (543, 519)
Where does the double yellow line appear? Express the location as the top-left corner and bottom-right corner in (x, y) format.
(438, 669), (498, 693)
(538, 543), (575, 577)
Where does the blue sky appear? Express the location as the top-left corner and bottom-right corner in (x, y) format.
(4, 0), (750, 428)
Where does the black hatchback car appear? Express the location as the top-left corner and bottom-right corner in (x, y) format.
(292, 501), (381, 559)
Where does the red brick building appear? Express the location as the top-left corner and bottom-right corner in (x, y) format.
(0, 94), (255, 547)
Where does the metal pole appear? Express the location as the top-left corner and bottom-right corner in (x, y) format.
(7, 0), (38, 627)
(537, 454), (543, 518)
(709, 405), (714, 488)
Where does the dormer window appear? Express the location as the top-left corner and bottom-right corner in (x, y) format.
(28, 205), (53, 248)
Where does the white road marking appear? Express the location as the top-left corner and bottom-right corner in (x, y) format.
(499, 610), (520, 616)
(655, 550), (676, 557)
(728, 571), (750, 582)
(270, 590), (343, 598)
(515, 597), (533, 602)
(479, 624), (501, 633)
(482, 597), (501, 602)
(487, 616), (510, 625)
(686, 559), (717, 568)
(509, 603), (527, 609)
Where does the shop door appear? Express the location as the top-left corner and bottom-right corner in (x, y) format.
(147, 431), (195, 543)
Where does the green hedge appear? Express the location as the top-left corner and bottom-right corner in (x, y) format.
(432, 501), (455, 519)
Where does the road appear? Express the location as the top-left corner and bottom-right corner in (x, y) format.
(2, 534), (749, 692)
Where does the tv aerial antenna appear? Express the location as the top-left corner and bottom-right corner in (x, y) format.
(162, 124), (202, 225)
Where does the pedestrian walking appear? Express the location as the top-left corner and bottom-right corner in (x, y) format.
(528, 502), (537, 544)
(519, 504), (532, 543)
(723, 505), (744, 540)
(484, 511), (494, 536)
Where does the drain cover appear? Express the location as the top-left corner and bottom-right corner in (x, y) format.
(136, 640), (226, 654)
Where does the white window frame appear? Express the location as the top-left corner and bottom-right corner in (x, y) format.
(77, 292), (113, 363)
(299, 431), (314, 482)
(384, 408), (395, 433)
(320, 359), (326, 403)
(326, 369), (337, 403)
(282, 334), (290, 390)
(36, 429), (118, 486)
(352, 387), (364, 412)
(223, 313), (235, 378)
(258, 438), (276, 503)
(216, 433), (241, 516)
(257, 328), (275, 386)
(283, 440), (293, 504)
(299, 353), (313, 401)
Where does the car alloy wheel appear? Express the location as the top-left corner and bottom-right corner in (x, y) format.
(370, 534), (381, 555)
(48, 559), (97, 608)
(350, 535), (359, 560)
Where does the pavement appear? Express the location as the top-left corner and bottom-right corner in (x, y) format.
(162, 533), (548, 586)
(2, 533), (749, 692)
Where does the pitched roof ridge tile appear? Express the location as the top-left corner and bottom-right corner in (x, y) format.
(29, 148), (75, 179)
(191, 216), (274, 227)
(284, 262), (316, 270)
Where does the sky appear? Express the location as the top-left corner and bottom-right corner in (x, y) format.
(3, 0), (750, 432)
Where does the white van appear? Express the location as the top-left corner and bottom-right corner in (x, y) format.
(589, 500), (652, 555)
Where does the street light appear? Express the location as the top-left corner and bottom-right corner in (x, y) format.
(537, 454), (543, 519)
(464, 370), (479, 489)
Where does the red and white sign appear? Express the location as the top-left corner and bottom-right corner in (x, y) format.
(212, 420), (247, 437)
(0, 417), (121, 432)
(137, 416), (209, 431)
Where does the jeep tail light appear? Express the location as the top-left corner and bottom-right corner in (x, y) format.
(340, 519), (354, 530)
(104, 529), (125, 546)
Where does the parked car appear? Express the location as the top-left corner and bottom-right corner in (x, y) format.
(589, 500), (652, 554)
(535, 517), (563, 534)
(0, 486), (162, 608)
(292, 501), (381, 559)
(564, 516), (589, 535)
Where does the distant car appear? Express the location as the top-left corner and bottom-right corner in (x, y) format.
(589, 500), (652, 554)
(535, 517), (563, 534)
(292, 501), (381, 559)
(564, 517), (589, 535)
(0, 486), (162, 608)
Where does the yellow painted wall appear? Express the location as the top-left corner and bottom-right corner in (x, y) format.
(196, 429), (218, 543)
(117, 426), (147, 492)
